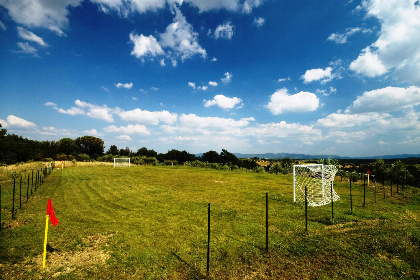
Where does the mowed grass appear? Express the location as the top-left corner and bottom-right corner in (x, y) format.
(0, 165), (419, 279)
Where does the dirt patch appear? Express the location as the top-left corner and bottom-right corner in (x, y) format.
(34, 233), (113, 277)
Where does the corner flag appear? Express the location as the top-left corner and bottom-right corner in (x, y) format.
(47, 199), (59, 226)
(43, 199), (59, 268)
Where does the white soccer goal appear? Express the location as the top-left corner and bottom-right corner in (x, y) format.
(293, 164), (339, 206)
(113, 158), (130, 167)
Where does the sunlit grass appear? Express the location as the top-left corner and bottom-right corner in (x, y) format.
(0, 165), (419, 279)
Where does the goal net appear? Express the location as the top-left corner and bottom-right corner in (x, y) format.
(293, 164), (339, 206)
(113, 158), (130, 167)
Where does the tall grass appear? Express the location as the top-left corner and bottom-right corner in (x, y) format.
(0, 165), (419, 279)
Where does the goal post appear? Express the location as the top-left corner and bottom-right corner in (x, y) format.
(113, 158), (130, 167)
(293, 164), (339, 206)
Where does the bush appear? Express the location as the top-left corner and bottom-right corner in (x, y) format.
(77, 153), (90, 162)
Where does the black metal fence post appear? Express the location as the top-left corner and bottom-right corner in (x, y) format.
(350, 176), (353, 213)
(305, 186), (308, 232)
(19, 175), (22, 209)
(12, 177), (15, 220)
(266, 192), (268, 252)
(206, 203), (210, 277)
(331, 181), (334, 223)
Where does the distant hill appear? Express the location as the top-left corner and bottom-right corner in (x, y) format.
(232, 153), (420, 160)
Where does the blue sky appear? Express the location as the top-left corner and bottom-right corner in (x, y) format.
(1, 0), (420, 157)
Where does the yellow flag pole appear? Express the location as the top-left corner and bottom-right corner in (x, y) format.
(43, 215), (49, 268)
(367, 173), (370, 187)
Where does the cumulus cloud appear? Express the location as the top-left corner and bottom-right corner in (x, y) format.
(115, 82), (133, 89)
(118, 109), (177, 125)
(129, 33), (164, 59)
(0, 115), (37, 128)
(116, 134), (132, 141)
(17, 27), (48, 46)
(317, 112), (389, 128)
(345, 86), (420, 113)
(221, 72), (233, 83)
(301, 67), (335, 84)
(242, 0), (263, 13)
(104, 124), (150, 135)
(349, 46), (387, 77)
(129, 7), (205, 64)
(188, 82), (196, 89)
(265, 88), (319, 115)
(204, 95), (243, 109)
(349, 0), (420, 84)
(214, 21), (235, 39)
(0, 0), (82, 36)
(208, 81), (218, 86)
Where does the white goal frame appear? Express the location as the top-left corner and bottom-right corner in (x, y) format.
(293, 164), (339, 206)
(113, 158), (130, 168)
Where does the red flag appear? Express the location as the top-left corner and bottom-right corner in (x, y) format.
(367, 170), (371, 175)
(46, 199), (59, 226)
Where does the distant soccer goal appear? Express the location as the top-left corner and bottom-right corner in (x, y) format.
(293, 164), (339, 206)
(113, 158), (130, 168)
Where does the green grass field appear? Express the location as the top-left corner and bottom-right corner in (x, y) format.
(1, 165), (419, 279)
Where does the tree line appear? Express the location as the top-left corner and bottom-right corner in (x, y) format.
(0, 126), (258, 169)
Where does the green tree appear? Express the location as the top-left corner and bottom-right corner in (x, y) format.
(107, 145), (119, 155)
(57, 138), (79, 156)
(75, 136), (104, 159)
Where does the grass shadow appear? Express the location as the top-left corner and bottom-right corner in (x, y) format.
(170, 251), (206, 280)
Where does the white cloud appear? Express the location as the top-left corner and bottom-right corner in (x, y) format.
(253, 17), (265, 27)
(301, 67), (335, 84)
(160, 59), (166, 67)
(116, 135), (132, 141)
(51, 100), (114, 122)
(349, 46), (387, 77)
(159, 7), (206, 61)
(56, 106), (85, 116)
(44, 102), (57, 107)
(83, 128), (100, 135)
(327, 27), (371, 44)
(221, 72), (233, 83)
(211, 57), (217, 62)
(0, 115), (37, 128)
(243, 121), (321, 139)
(188, 82), (196, 89)
(265, 88), (319, 115)
(278, 77), (291, 82)
(204, 94), (243, 109)
(317, 112), (389, 128)
(0, 0), (82, 36)
(184, 0), (238, 12)
(115, 82), (133, 89)
(345, 86), (420, 113)
(214, 21), (235, 39)
(17, 27), (48, 46)
(208, 81), (218, 86)
(104, 124), (150, 135)
(178, 114), (254, 130)
(87, 108), (114, 122)
(150, 87), (159, 91)
(16, 42), (38, 55)
(118, 109), (177, 125)
(129, 33), (164, 59)
(198, 86), (208, 91)
(350, 0), (420, 84)
(242, 0), (262, 13)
